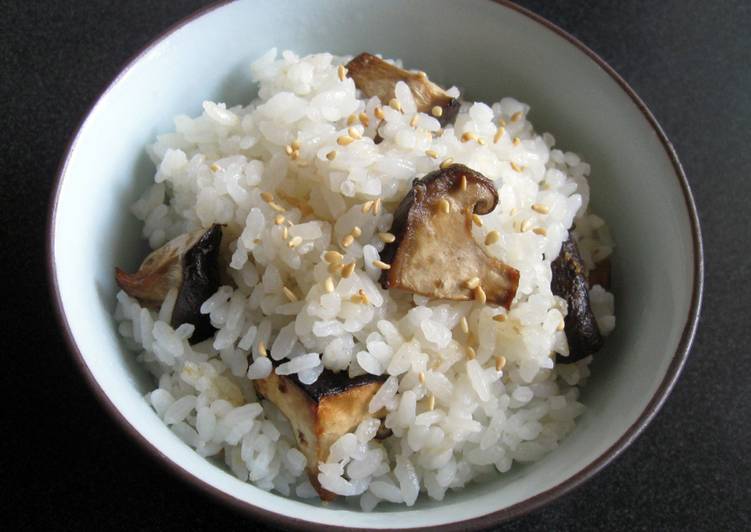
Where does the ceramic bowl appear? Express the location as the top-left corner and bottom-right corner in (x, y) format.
(48, 0), (702, 529)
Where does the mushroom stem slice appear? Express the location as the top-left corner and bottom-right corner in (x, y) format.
(551, 236), (604, 363)
(379, 164), (519, 308)
(346, 52), (460, 126)
(115, 224), (222, 343)
(254, 365), (385, 501)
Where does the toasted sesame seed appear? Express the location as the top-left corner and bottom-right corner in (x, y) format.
(461, 132), (478, 143)
(359, 112), (370, 126)
(467, 332), (477, 346)
(520, 218), (532, 232)
(418, 371), (426, 384)
(258, 341), (268, 357)
(209, 162), (221, 172)
(410, 114), (419, 128)
(373, 260), (391, 270)
(478, 138), (486, 145)
(338, 64), (347, 81)
(337, 135), (355, 146)
(324, 277), (335, 293)
(328, 262), (343, 274)
(432, 198), (449, 215)
(378, 232), (396, 243)
(350, 226), (362, 238)
(428, 394), (436, 410)
(495, 355), (507, 371)
(531, 203), (550, 214)
(356, 289), (369, 304)
(347, 114), (357, 126)
(484, 231), (500, 246)
(431, 106), (443, 118)
(510, 207), (518, 216)
(290, 149), (300, 161)
(425, 149), (439, 159)
(533, 227), (547, 236)
(282, 286), (298, 302)
(274, 214), (285, 225)
(341, 234), (355, 247)
(472, 213), (483, 227)
(374, 106), (385, 120)
(416, 70), (428, 79)
(511, 111), (523, 123)
(492, 313), (507, 322)
(466, 277), (481, 290)
(291, 139), (301, 150)
(510, 161), (523, 172)
(324, 250), (344, 264)
(348, 126), (362, 139)
(557, 319), (565, 331)
(466, 346), (477, 360)
(260, 191), (274, 203)
(460, 174), (468, 191)
(341, 262), (356, 278)
(288, 236), (303, 248)
(282, 226), (289, 240)
(373, 198), (382, 215)
(512, 136), (521, 146)
(474, 285), (487, 304)
(460, 316), (469, 334)
(440, 157), (454, 169)
(284, 144), (293, 155)
(268, 201), (286, 213)
(389, 98), (402, 112)
(326, 150), (337, 161)
(362, 200), (374, 213)
(493, 127), (505, 144)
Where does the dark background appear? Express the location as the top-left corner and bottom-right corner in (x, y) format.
(3, 1), (749, 530)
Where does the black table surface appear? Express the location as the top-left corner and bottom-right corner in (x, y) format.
(3, 1), (750, 530)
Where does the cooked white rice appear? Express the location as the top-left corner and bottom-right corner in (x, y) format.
(114, 49), (615, 509)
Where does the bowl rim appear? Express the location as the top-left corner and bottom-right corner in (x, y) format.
(46, 0), (703, 529)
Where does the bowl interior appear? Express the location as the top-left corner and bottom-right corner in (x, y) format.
(51, 0), (699, 528)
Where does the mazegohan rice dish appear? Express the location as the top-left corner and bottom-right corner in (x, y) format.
(113, 50), (616, 509)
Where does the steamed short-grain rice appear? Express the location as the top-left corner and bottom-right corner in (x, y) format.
(114, 49), (615, 509)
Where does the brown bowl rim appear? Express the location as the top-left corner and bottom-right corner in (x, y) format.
(46, 1), (703, 530)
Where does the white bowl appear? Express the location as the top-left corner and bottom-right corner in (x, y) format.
(48, 0), (702, 529)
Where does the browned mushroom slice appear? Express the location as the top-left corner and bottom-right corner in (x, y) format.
(346, 52), (460, 126)
(551, 236), (604, 363)
(255, 366), (385, 501)
(379, 164), (519, 308)
(115, 225), (222, 343)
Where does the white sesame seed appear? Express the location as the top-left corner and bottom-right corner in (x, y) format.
(282, 286), (297, 302)
(438, 198), (451, 214)
(474, 285), (487, 304)
(440, 158), (454, 169)
(485, 230), (500, 246)
(341, 262), (356, 278)
(466, 277), (481, 290)
(260, 191), (273, 203)
(378, 232), (396, 243)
